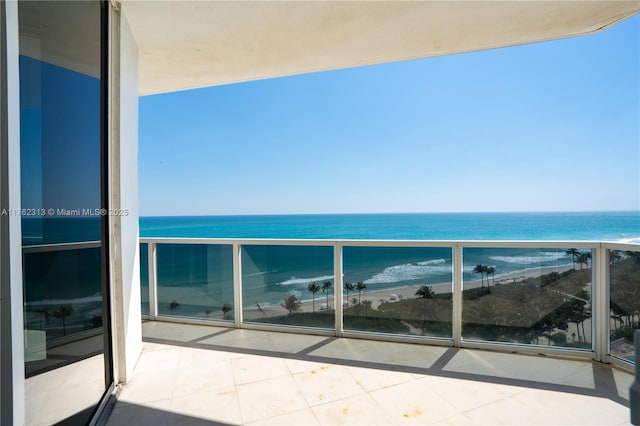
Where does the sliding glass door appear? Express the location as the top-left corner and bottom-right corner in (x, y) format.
(18, 1), (112, 424)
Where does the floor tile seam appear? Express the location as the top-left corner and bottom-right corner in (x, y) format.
(233, 369), (306, 392)
(169, 377), (239, 400)
(366, 390), (456, 426)
(141, 335), (626, 402)
(230, 355), (293, 386)
(235, 377), (312, 425)
(453, 394), (515, 417)
(245, 405), (322, 426)
(309, 404), (400, 426)
(306, 387), (381, 412)
(341, 363), (409, 395)
(288, 370), (353, 410)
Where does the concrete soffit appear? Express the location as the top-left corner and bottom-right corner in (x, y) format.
(121, 0), (640, 96)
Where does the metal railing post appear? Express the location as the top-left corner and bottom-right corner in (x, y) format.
(631, 330), (640, 425)
(453, 243), (463, 347)
(593, 246), (610, 362)
(334, 243), (343, 337)
(148, 242), (158, 320)
(233, 242), (243, 328)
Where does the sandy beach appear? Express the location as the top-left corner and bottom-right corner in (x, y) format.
(242, 263), (578, 319)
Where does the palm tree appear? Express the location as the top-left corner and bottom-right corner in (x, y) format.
(577, 253), (589, 270)
(281, 295), (301, 318)
(168, 300), (180, 312)
(361, 300), (372, 316)
(473, 264), (486, 292)
(307, 282), (321, 312)
(52, 305), (74, 336)
(415, 285), (435, 299)
(356, 281), (367, 304)
(486, 266), (496, 287)
(344, 282), (355, 303)
(222, 303), (232, 319)
(565, 248), (581, 270)
(322, 281), (332, 309)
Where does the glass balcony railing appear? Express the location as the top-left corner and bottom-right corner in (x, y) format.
(342, 246), (453, 338)
(610, 249), (640, 362)
(139, 238), (640, 370)
(462, 247), (592, 350)
(241, 244), (335, 328)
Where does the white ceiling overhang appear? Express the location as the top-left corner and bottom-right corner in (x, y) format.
(121, 0), (640, 96)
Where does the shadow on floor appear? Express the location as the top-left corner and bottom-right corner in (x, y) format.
(142, 324), (631, 408)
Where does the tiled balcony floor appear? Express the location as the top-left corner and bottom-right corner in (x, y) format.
(107, 321), (633, 425)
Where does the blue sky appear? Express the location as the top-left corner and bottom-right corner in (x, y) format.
(139, 15), (639, 216)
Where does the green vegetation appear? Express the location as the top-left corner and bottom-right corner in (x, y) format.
(462, 268), (592, 347)
(307, 282), (321, 312)
(610, 251), (640, 351)
(281, 295), (301, 318)
(356, 282), (367, 304)
(472, 264), (496, 292)
(322, 280), (333, 310)
(345, 282), (355, 303)
(241, 250), (640, 354)
(566, 248), (580, 270)
(415, 285), (435, 299)
(222, 303), (233, 320)
(249, 311), (335, 328)
(168, 300), (180, 312)
(52, 304), (74, 336)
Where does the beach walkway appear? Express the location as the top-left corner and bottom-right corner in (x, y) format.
(107, 321), (632, 425)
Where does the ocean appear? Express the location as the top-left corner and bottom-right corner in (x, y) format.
(139, 211), (640, 315)
(140, 211), (640, 242)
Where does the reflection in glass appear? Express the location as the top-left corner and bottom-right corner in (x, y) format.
(462, 247), (592, 348)
(19, 1), (109, 424)
(23, 246), (103, 347)
(241, 245), (334, 328)
(156, 244), (234, 320)
(609, 250), (640, 362)
(140, 243), (150, 315)
(342, 247), (452, 337)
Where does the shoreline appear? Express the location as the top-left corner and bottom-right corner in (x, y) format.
(242, 263), (577, 318)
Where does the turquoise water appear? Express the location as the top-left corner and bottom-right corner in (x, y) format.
(140, 212), (640, 314)
(140, 211), (640, 241)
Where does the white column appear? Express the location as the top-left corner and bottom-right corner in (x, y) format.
(233, 243), (243, 327)
(334, 244), (343, 337)
(0, 1), (26, 424)
(109, 3), (142, 384)
(452, 244), (463, 347)
(593, 246), (609, 362)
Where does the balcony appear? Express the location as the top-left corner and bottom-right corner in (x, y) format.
(92, 238), (640, 423)
(137, 238), (639, 365)
(97, 238), (640, 423)
(107, 322), (631, 424)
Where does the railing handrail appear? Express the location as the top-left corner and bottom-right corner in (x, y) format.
(139, 236), (639, 249)
(138, 236), (640, 371)
(22, 240), (102, 253)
